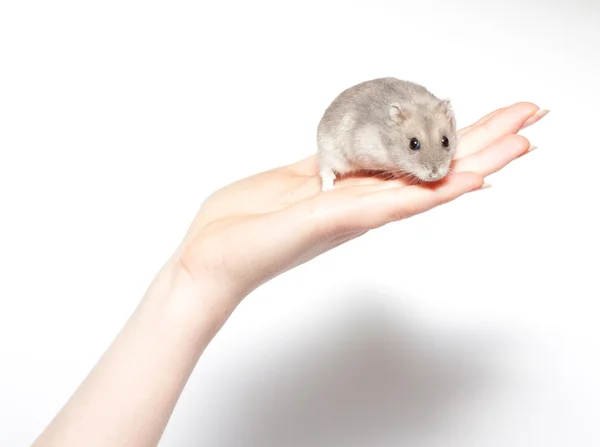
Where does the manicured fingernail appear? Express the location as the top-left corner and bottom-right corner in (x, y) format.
(520, 109), (550, 129)
(517, 144), (538, 159)
(471, 182), (492, 192)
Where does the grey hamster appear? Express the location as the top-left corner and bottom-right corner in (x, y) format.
(317, 77), (458, 191)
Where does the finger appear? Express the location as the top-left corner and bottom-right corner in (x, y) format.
(351, 171), (484, 230)
(452, 134), (530, 177)
(454, 102), (539, 159)
(520, 108), (550, 130)
(459, 107), (506, 136)
(333, 171), (415, 189)
(306, 171), (484, 234)
(332, 175), (389, 188)
(294, 168), (412, 195)
(289, 159), (410, 186)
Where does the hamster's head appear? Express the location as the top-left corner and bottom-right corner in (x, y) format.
(386, 99), (458, 182)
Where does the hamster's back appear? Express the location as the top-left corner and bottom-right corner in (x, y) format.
(318, 77), (436, 134)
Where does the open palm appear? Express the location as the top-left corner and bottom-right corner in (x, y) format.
(178, 102), (545, 300)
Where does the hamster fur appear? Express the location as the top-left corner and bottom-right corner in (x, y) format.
(317, 77), (458, 191)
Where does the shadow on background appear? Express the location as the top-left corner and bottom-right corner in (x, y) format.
(191, 291), (509, 447)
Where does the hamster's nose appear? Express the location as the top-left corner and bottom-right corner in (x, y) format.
(426, 167), (444, 181)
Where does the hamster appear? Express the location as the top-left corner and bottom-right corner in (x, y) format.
(317, 77), (458, 191)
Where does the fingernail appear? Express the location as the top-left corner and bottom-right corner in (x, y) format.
(537, 109), (550, 119)
(471, 182), (492, 192)
(518, 144), (538, 159)
(520, 108), (550, 130)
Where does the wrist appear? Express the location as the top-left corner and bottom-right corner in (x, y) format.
(141, 255), (242, 342)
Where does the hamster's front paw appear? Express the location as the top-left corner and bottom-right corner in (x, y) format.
(320, 169), (336, 192)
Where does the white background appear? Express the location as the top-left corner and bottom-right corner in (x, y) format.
(1, 1), (599, 446)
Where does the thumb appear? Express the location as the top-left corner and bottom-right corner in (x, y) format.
(302, 171), (484, 235)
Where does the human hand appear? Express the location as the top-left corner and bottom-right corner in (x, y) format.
(177, 103), (547, 303)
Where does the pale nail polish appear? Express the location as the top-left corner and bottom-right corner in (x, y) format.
(537, 109), (550, 118)
(471, 182), (492, 192)
(517, 144), (538, 159)
(521, 109), (550, 129)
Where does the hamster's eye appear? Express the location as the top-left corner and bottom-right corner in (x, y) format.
(442, 136), (449, 148)
(409, 138), (420, 151)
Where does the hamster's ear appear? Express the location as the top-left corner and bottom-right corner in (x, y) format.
(437, 98), (453, 116)
(389, 103), (408, 122)
(437, 98), (456, 127)
(437, 98), (452, 116)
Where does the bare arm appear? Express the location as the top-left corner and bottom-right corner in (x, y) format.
(31, 259), (232, 447)
(30, 102), (547, 447)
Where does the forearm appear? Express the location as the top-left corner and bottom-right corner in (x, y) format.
(31, 259), (236, 447)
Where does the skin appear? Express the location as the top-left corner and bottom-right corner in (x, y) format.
(30, 102), (545, 447)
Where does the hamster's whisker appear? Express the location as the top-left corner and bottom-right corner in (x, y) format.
(377, 169), (431, 187)
(384, 170), (420, 186)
